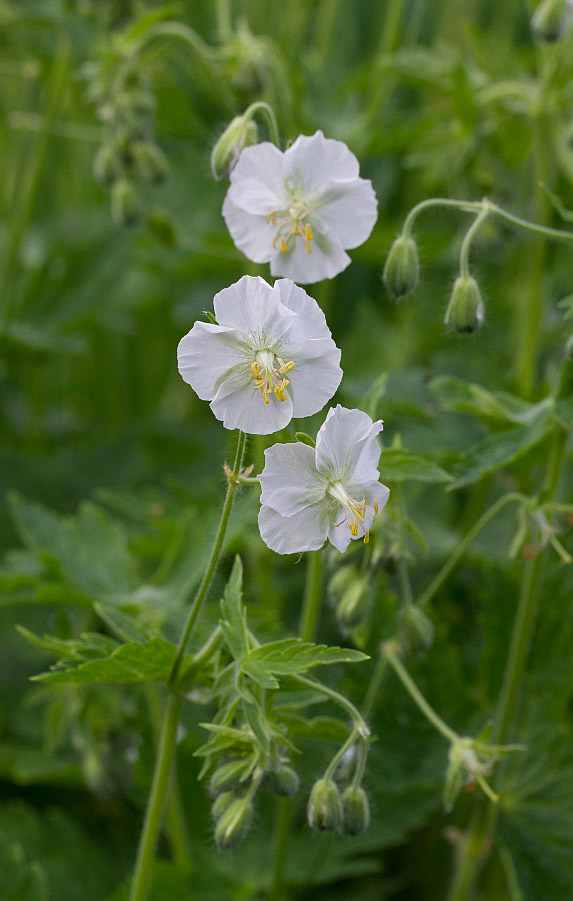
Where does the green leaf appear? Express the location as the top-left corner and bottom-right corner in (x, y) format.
(220, 557), (249, 661)
(242, 638), (368, 686)
(448, 411), (552, 491)
(429, 375), (545, 425)
(553, 398), (573, 431)
(378, 449), (452, 483)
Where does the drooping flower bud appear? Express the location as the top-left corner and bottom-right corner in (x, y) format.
(268, 764), (299, 797)
(93, 143), (120, 186)
(383, 234), (420, 299)
(444, 276), (484, 334)
(443, 742), (465, 812)
(211, 114), (258, 181)
(111, 179), (140, 227)
(209, 759), (250, 796)
(531, 0), (572, 41)
(307, 778), (343, 832)
(398, 605), (434, 651)
(336, 577), (372, 631)
(211, 790), (236, 820)
(341, 786), (370, 835)
(131, 141), (169, 185)
(214, 796), (254, 850)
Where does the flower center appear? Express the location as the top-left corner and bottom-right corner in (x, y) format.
(267, 199), (314, 254)
(251, 350), (295, 405)
(327, 480), (380, 544)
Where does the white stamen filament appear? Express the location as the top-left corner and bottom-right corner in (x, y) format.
(327, 480), (380, 544)
(251, 350), (295, 405)
(268, 199), (314, 254)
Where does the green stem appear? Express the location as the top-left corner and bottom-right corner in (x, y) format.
(129, 694), (183, 901)
(361, 649), (389, 721)
(460, 205), (492, 278)
(214, 0), (232, 40)
(383, 644), (459, 743)
(269, 550), (324, 900)
(298, 550), (324, 642)
(324, 728), (360, 781)
(418, 493), (525, 610)
(169, 430), (246, 688)
(244, 101), (280, 147)
(446, 423), (568, 901)
(294, 674), (368, 734)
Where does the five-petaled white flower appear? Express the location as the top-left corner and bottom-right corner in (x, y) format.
(222, 131), (378, 284)
(258, 405), (390, 554)
(177, 275), (342, 435)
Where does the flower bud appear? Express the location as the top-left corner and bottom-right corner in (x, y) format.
(111, 179), (140, 227)
(443, 742), (465, 812)
(211, 790), (236, 820)
(214, 796), (254, 850)
(209, 759), (250, 796)
(211, 115), (259, 181)
(398, 605), (434, 651)
(341, 786), (370, 835)
(131, 141), (169, 185)
(93, 143), (120, 186)
(268, 764), (299, 797)
(307, 778), (343, 832)
(383, 234), (419, 299)
(531, 0), (571, 40)
(336, 578), (371, 631)
(444, 276), (484, 334)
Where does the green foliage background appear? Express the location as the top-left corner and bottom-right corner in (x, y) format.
(1, 0), (572, 898)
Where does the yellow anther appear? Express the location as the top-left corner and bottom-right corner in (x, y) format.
(360, 499), (367, 517)
(261, 387), (270, 404)
(347, 519), (359, 537)
(373, 500), (379, 515)
(266, 211), (277, 224)
(304, 224), (313, 253)
(363, 530), (370, 544)
(280, 236), (288, 253)
(251, 361), (261, 379)
(279, 360), (295, 374)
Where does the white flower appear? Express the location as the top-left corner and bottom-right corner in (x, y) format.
(222, 131), (378, 284)
(258, 405), (390, 554)
(177, 275), (342, 435)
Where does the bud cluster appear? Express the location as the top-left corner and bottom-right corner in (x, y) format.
(328, 564), (373, 632)
(307, 777), (370, 836)
(86, 39), (169, 226)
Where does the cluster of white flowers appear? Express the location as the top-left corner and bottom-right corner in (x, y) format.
(177, 126), (389, 554)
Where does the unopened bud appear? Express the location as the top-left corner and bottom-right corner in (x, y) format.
(209, 759), (250, 796)
(131, 141), (169, 185)
(307, 778), (343, 832)
(214, 796), (253, 850)
(443, 742), (465, 812)
(111, 179), (140, 227)
(398, 605), (434, 651)
(445, 276), (484, 334)
(211, 790), (236, 820)
(341, 786), (370, 835)
(268, 764), (299, 797)
(211, 115), (258, 181)
(336, 578), (371, 631)
(93, 143), (120, 186)
(383, 234), (420, 299)
(531, 0), (572, 41)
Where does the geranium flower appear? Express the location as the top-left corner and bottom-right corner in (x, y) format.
(258, 406), (390, 554)
(222, 131), (378, 284)
(177, 275), (342, 435)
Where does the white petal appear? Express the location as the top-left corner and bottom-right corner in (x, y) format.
(287, 338), (342, 418)
(315, 406), (383, 482)
(284, 132), (360, 194)
(259, 503), (329, 554)
(177, 322), (247, 401)
(213, 276), (295, 347)
(259, 442), (327, 515)
(274, 279), (331, 339)
(269, 224), (351, 284)
(210, 370), (294, 435)
(225, 142), (286, 214)
(314, 178), (378, 250)
(222, 197), (275, 264)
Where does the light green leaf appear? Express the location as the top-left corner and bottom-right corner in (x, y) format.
(220, 557), (249, 661)
(378, 449), (452, 483)
(242, 638), (368, 685)
(429, 375), (545, 425)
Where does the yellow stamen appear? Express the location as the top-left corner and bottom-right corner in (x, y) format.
(266, 211), (277, 224)
(363, 530), (370, 544)
(373, 500), (379, 515)
(348, 519), (359, 537)
(279, 360), (295, 374)
(304, 224), (313, 253)
(260, 387), (270, 404)
(280, 236), (288, 253)
(251, 362), (261, 379)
